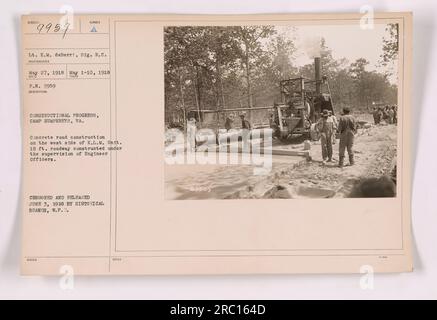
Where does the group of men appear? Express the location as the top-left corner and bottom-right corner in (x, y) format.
(224, 112), (251, 131)
(227, 108), (357, 168)
(373, 105), (397, 125)
(316, 107), (356, 168)
(186, 112), (251, 152)
(188, 108), (356, 168)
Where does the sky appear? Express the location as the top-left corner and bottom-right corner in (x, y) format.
(275, 23), (395, 75)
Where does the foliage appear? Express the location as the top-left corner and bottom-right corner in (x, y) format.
(380, 23), (399, 77)
(164, 26), (398, 126)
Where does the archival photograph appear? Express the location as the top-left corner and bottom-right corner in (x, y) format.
(164, 23), (400, 200)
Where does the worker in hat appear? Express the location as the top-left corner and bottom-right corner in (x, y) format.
(387, 106), (395, 124)
(239, 112), (252, 152)
(225, 113), (234, 131)
(392, 105), (398, 124)
(337, 107), (357, 167)
(239, 112), (252, 130)
(372, 106), (382, 125)
(316, 109), (336, 163)
(186, 117), (197, 152)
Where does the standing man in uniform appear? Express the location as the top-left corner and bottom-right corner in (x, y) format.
(392, 105), (398, 124)
(382, 106), (390, 123)
(240, 112), (252, 130)
(387, 107), (395, 124)
(225, 114), (234, 131)
(186, 117), (197, 153)
(240, 112), (252, 152)
(373, 106), (381, 125)
(338, 107), (357, 168)
(316, 109), (336, 163)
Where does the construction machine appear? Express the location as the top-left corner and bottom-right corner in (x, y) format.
(183, 57), (335, 141)
(271, 57), (334, 140)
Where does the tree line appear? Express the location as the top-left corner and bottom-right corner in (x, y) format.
(164, 25), (398, 127)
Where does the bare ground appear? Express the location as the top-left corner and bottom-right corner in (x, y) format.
(164, 121), (397, 199)
(230, 123), (397, 199)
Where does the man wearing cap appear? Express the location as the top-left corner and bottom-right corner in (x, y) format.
(392, 105), (398, 124)
(372, 106), (381, 125)
(186, 117), (197, 152)
(240, 112), (252, 130)
(240, 112), (252, 152)
(337, 107), (357, 167)
(225, 114), (234, 131)
(316, 109), (336, 163)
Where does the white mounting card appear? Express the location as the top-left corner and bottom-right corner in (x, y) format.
(20, 13), (413, 275)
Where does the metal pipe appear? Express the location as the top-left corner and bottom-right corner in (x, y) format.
(198, 106), (275, 113)
(315, 57), (321, 95)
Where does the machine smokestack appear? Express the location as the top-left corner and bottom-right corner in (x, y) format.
(314, 57), (321, 95)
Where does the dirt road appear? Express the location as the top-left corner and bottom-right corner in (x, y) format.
(165, 153), (305, 200)
(235, 123), (398, 199)
(164, 123), (398, 199)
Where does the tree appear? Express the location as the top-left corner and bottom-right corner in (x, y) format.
(350, 58), (396, 109)
(235, 26), (276, 117)
(350, 58), (371, 108)
(199, 26), (242, 116)
(164, 26), (397, 128)
(252, 30), (297, 107)
(380, 23), (399, 76)
(268, 31), (297, 81)
(381, 23), (399, 65)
